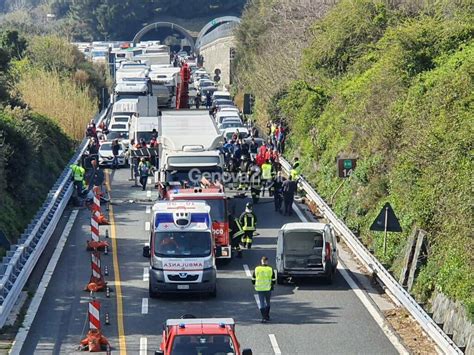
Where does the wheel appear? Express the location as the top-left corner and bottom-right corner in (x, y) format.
(149, 281), (160, 298)
(209, 286), (217, 298)
(277, 275), (285, 285)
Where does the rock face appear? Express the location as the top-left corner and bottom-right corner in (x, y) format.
(431, 291), (473, 353)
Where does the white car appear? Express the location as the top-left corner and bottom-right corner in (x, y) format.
(98, 141), (127, 167)
(218, 120), (245, 132)
(222, 127), (249, 141)
(215, 112), (241, 125)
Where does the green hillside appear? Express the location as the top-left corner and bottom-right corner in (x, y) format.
(235, 0), (473, 316)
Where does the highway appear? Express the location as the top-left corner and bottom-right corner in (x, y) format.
(20, 166), (398, 354)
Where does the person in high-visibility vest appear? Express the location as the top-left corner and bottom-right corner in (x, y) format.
(261, 160), (273, 197)
(239, 203), (257, 249)
(70, 163), (85, 197)
(252, 256), (276, 322)
(230, 216), (245, 258)
(290, 157), (301, 181)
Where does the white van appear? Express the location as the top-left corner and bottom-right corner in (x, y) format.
(212, 90), (232, 101)
(276, 222), (338, 284)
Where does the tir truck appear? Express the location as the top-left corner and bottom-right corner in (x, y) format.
(158, 110), (224, 188)
(165, 182), (232, 260)
(143, 201), (217, 297)
(155, 317), (253, 355)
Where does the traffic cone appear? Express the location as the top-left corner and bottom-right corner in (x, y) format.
(87, 210), (109, 251)
(79, 299), (110, 352)
(84, 251), (107, 292)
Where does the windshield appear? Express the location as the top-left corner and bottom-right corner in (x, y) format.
(221, 122), (242, 129)
(111, 123), (127, 130)
(92, 51), (107, 57)
(116, 94), (145, 101)
(112, 116), (129, 123)
(137, 132), (155, 143)
(166, 167), (223, 185)
(200, 81), (213, 88)
(171, 335), (235, 355)
(154, 231), (211, 258)
(106, 131), (129, 140)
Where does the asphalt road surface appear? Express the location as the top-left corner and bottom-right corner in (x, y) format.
(21, 167), (398, 354)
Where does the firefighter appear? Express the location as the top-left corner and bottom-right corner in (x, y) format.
(252, 256), (276, 323)
(268, 172), (284, 213)
(239, 203), (257, 249)
(229, 215), (244, 258)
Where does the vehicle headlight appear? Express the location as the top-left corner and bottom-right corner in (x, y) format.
(152, 257), (163, 269)
(203, 257), (214, 269)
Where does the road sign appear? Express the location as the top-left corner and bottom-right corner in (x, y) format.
(370, 202), (402, 232)
(337, 158), (357, 178)
(370, 202), (402, 255)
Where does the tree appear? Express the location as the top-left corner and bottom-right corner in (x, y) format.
(0, 30), (27, 59)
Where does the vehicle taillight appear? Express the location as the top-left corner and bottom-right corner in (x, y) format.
(325, 242), (331, 262)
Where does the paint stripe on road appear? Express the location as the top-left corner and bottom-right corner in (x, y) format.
(145, 221), (150, 231)
(146, 206), (151, 214)
(141, 298), (148, 314)
(139, 337), (147, 355)
(243, 264), (252, 277)
(10, 210), (79, 355)
(143, 267), (149, 282)
(146, 190), (152, 199)
(254, 294), (261, 308)
(268, 334), (282, 355)
(147, 177), (152, 185)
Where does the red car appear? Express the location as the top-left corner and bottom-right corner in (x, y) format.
(156, 318), (252, 355)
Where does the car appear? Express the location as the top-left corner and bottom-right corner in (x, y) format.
(216, 112), (241, 125)
(212, 99), (235, 109)
(218, 120), (244, 132)
(156, 317), (252, 355)
(212, 90), (232, 101)
(109, 115), (130, 126)
(222, 127), (249, 141)
(199, 79), (215, 90)
(98, 141), (127, 167)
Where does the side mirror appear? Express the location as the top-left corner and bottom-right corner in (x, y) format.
(143, 244), (151, 258)
(242, 349), (253, 355)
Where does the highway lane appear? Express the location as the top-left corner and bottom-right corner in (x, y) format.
(20, 166), (398, 354)
(109, 168), (398, 355)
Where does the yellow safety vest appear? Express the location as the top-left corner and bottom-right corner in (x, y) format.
(254, 265), (274, 292)
(261, 163), (272, 180)
(71, 164), (85, 182)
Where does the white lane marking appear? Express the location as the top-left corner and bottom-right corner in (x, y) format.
(146, 190), (152, 199)
(143, 267), (149, 282)
(254, 294), (261, 308)
(141, 298), (148, 314)
(10, 210), (79, 355)
(268, 334), (282, 355)
(293, 204), (308, 222)
(146, 206), (151, 214)
(139, 337), (147, 355)
(145, 221), (150, 231)
(243, 264), (252, 277)
(147, 177), (152, 185)
(293, 203), (408, 354)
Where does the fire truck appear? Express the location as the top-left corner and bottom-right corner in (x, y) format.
(155, 317), (253, 355)
(164, 180), (232, 260)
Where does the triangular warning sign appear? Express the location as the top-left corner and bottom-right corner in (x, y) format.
(370, 202), (402, 232)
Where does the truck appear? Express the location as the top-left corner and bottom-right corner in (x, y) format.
(165, 182), (232, 260)
(143, 201), (217, 297)
(276, 222), (339, 284)
(158, 110), (224, 187)
(114, 78), (151, 101)
(156, 317), (252, 355)
(129, 114), (159, 144)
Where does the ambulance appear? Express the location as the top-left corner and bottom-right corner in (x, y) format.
(143, 201), (217, 297)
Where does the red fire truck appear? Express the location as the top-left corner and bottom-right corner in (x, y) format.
(156, 318), (252, 355)
(164, 182), (232, 260)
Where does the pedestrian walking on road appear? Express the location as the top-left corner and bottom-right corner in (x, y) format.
(138, 158), (151, 191)
(268, 173), (284, 213)
(282, 175), (297, 216)
(252, 256), (276, 323)
(111, 139), (120, 169)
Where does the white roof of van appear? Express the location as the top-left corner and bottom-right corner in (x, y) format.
(281, 222), (328, 231)
(160, 110), (223, 151)
(112, 99), (138, 113)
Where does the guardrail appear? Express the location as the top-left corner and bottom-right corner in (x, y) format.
(279, 158), (462, 354)
(0, 105), (110, 328)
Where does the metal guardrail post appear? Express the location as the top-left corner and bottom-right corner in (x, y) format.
(279, 158), (462, 354)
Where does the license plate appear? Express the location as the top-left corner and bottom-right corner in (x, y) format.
(177, 285), (189, 290)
